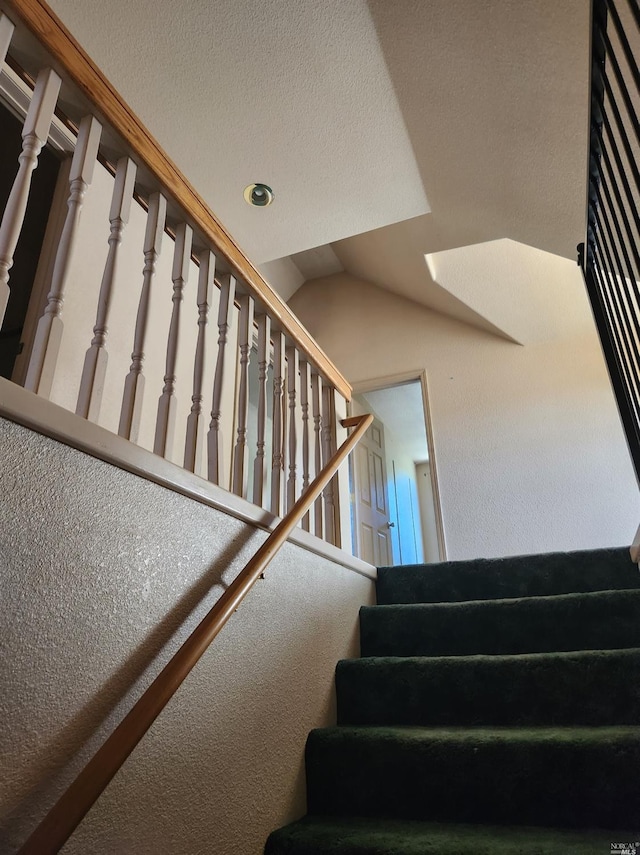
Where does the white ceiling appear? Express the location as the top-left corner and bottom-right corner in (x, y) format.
(48, 0), (430, 262)
(48, 0), (592, 339)
(363, 0), (590, 262)
(359, 382), (429, 465)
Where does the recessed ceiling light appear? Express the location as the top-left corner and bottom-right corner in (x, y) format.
(244, 183), (274, 207)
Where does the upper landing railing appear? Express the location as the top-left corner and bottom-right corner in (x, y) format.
(580, 0), (640, 480)
(0, 0), (352, 547)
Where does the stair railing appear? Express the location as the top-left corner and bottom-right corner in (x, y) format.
(0, 0), (352, 549)
(580, 0), (640, 481)
(16, 412), (373, 855)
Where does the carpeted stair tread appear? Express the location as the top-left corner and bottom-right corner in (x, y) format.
(377, 546), (638, 604)
(265, 546), (640, 852)
(265, 816), (632, 854)
(305, 725), (640, 829)
(336, 647), (640, 726)
(360, 589), (640, 656)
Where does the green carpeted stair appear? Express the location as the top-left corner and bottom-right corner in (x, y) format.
(265, 547), (640, 853)
(359, 590), (640, 657)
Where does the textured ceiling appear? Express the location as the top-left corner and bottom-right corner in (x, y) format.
(47, 0), (592, 338)
(47, 0), (430, 263)
(324, 0), (591, 333)
(359, 382), (429, 465)
(365, 0), (590, 261)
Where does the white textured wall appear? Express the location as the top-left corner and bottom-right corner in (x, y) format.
(0, 417), (374, 855)
(289, 273), (640, 559)
(259, 256), (305, 302)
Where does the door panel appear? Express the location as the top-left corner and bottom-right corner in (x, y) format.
(353, 417), (392, 566)
(372, 451), (386, 515)
(356, 443), (372, 508)
(360, 523), (375, 565)
(377, 529), (391, 565)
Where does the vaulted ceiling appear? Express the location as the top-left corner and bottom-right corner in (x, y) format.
(48, 0), (592, 340)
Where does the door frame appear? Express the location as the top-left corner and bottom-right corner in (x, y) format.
(350, 369), (447, 562)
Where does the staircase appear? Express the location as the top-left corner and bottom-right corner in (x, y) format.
(266, 547), (640, 853)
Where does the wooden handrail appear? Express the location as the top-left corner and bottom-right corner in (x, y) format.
(17, 413), (373, 855)
(1, 0), (351, 401)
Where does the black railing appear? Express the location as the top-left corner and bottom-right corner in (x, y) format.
(581, 0), (640, 479)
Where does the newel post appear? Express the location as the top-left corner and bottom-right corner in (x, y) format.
(332, 389), (352, 551)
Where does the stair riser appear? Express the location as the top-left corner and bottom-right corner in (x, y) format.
(376, 548), (639, 604)
(266, 817), (628, 855)
(360, 592), (640, 657)
(336, 650), (640, 727)
(306, 730), (640, 829)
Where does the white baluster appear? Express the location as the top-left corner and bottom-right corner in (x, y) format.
(184, 249), (215, 473)
(76, 156), (136, 420)
(299, 359), (311, 531)
(232, 294), (255, 498)
(118, 192), (167, 440)
(26, 115), (102, 397)
(207, 274), (236, 485)
(0, 15), (15, 67)
(311, 371), (324, 538)
(322, 379), (337, 545)
(270, 330), (286, 516)
(252, 313), (271, 508)
(154, 222), (193, 458)
(286, 346), (299, 514)
(0, 67), (61, 327)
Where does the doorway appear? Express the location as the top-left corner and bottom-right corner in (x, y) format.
(350, 372), (445, 565)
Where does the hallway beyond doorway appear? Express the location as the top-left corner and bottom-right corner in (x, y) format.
(350, 374), (444, 565)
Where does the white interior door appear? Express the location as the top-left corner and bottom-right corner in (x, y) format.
(354, 417), (392, 565)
